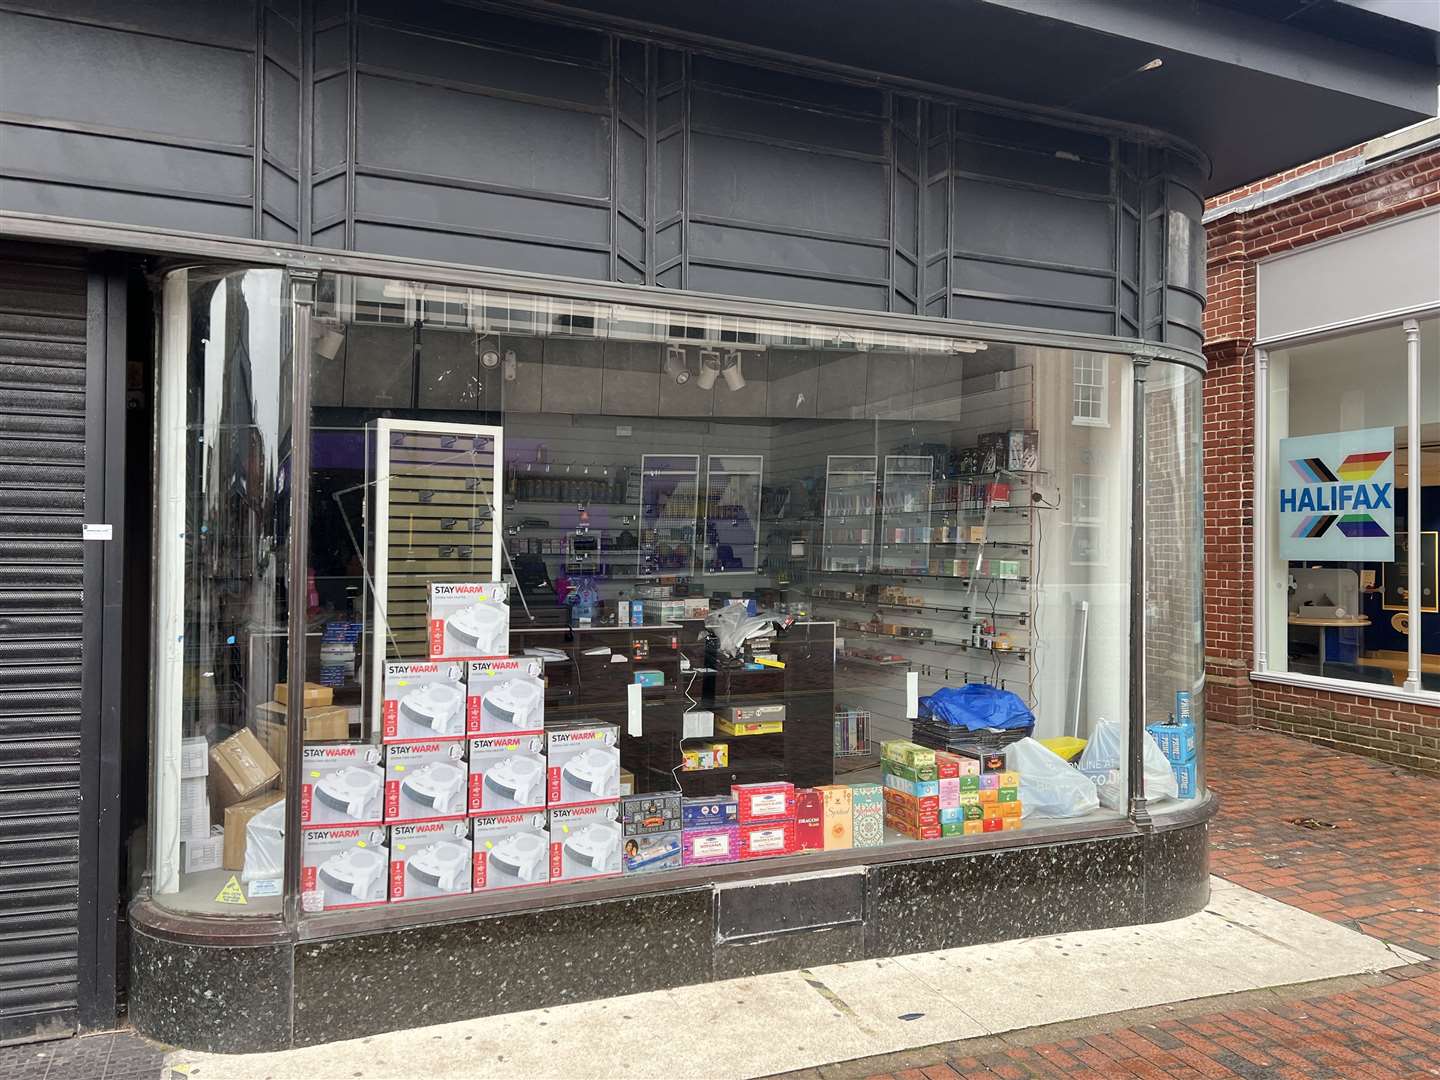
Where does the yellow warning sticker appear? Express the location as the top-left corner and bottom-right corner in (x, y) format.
(215, 875), (247, 905)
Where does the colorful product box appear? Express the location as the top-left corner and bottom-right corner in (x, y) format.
(998, 787), (1019, 803)
(851, 783), (884, 847)
(1147, 721), (1198, 765)
(884, 787), (939, 821)
(815, 785), (853, 850)
(388, 820), (472, 902)
(301, 825), (389, 911)
(881, 740), (936, 773)
(472, 811), (550, 890)
(1175, 690), (1193, 724)
(300, 743), (384, 828)
(428, 582), (509, 660)
(716, 718), (785, 737)
(381, 660), (469, 742)
(466, 657), (545, 736)
(739, 820), (797, 859)
(623, 830), (683, 874)
(883, 769), (940, 800)
(732, 781), (796, 824)
(979, 773), (1000, 790)
(682, 824), (740, 866)
(468, 734), (546, 814)
(682, 795), (738, 829)
(934, 751), (971, 779)
(886, 816), (941, 841)
(1000, 801), (1023, 819)
(681, 743), (729, 771)
(882, 757), (939, 784)
(549, 802), (622, 881)
(721, 703), (786, 725)
(620, 791), (682, 836)
(795, 788), (824, 851)
(983, 816), (1004, 833)
(958, 775), (981, 794)
(1173, 760), (1198, 799)
(385, 741), (469, 823)
(939, 777), (959, 808)
(953, 748), (1006, 774)
(546, 722), (620, 807)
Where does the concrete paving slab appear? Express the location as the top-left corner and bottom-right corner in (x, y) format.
(167, 877), (1418, 1080)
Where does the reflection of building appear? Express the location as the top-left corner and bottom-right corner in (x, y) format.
(0, 0), (1434, 1053)
(1204, 118), (1440, 776)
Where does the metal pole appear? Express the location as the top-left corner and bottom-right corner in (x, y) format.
(283, 270), (318, 925)
(1403, 319), (1422, 694)
(1252, 348), (1269, 674)
(1129, 358), (1152, 829)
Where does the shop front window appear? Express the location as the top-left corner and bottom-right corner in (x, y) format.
(1262, 316), (1439, 695)
(149, 266), (1209, 918)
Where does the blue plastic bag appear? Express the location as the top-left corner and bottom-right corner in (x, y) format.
(918, 684), (1034, 731)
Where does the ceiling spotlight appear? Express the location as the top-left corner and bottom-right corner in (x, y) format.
(695, 348), (721, 390)
(720, 349), (745, 391)
(503, 350), (517, 382)
(664, 344), (690, 384)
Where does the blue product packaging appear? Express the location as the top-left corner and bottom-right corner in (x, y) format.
(938, 806), (965, 824)
(1172, 760), (1198, 799)
(682, 795), (738, 828)
(1175, 690), (1192, 724)
(623, 830), (682, 873)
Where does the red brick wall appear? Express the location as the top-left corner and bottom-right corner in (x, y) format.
(1202, 145), (1440, 776)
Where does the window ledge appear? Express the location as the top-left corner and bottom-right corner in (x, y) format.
(1251, 668), (1440, 709)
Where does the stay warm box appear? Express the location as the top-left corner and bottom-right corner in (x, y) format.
(546, 722), (620, 807)
(428, 582), (509, 660)
(388, 820), (472, 902)
(466, 658), (545, 736)
(381, 661), (469, 742)
(472, 811), (550, 891)
(301, 826), (389, 912)
(549, 802), (622, 882)
(300, 743), (384, 828)
(384, 741), (469, 824)
(468, 734), (546, 814)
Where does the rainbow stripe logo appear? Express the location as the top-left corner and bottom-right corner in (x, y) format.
(1284, 450), (1392, 539)
(1278, 428), (1395, 561)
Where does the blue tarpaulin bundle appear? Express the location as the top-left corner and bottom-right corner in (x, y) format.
(918, 684), (1035, 730)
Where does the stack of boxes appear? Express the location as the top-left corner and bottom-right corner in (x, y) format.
(620, 792), (682, 874)
(546, 721), (621, 883)
(883, 740), (1022, 837)
(1147, 691), (1198, 799)
(735, 781), (797, 858)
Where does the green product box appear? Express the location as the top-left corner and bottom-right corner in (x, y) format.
(881, 739), (936, 772)
(998, 788), (1018, 803)
(882, 759), (939, 784)
(941, 821), (965, 837)
(958, 775), (981, 793)
(963, 803), (983, 821)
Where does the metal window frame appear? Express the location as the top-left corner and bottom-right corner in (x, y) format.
(1251, 306), (1439, 704)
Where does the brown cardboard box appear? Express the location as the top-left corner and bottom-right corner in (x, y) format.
(274, 681), (334, 708)
(209, 728), (280, 807)
(222, 789), (284, 870)
(254, 702), (352, 783)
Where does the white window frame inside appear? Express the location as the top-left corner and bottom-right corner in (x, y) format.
(1071, 353), (1109, 427)
(1252, 310), (1437, 705)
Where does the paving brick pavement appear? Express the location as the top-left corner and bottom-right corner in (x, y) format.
(840, 722), (1440, 1080)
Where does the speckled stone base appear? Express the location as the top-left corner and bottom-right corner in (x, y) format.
(130, 813), (1212, 1052)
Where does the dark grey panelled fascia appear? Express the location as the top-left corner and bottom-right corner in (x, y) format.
(0, 241), (89, 1042)
(0, 0), (1206, 335)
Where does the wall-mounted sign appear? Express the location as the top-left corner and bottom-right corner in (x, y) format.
(1277, 426), (1394, 562)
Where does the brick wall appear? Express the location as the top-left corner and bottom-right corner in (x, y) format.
(1202, 143), (1440, 776)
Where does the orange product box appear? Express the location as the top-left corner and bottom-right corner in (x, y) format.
(999, 801), (1022, 819)
(1002, 817), (1023, 831)
(883, 787), (939, 817)
(978, 788), (998, 805)
(885, 814), (941, 841)
(962, 820), (983, 836)
(815, 784), (854, 850)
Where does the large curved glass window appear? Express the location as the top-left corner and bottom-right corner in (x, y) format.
(151, 268), (290, 915)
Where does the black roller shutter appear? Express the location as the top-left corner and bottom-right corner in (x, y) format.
(0, 243), (88, 1043)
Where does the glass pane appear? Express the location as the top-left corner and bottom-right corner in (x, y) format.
(1144, 362), (1205, 805)
(1266, 323), (1414, 695)
(151, 268), (290, 915)
(297, 274), (1153, 914)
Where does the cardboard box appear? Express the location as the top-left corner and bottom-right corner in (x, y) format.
(882, 757), (938, 784)
(388, 820), (472, 902)
(382, 661), (469, 742)
(932, 752), (963, 780)
(681, 742), (729, 771)
(472, 811), (550, 890)
(301, 826), (389, 911)
(468, 734), (545, 814)
(682, 825), (739, 866)
(621, 792), (681, 837)
(978, 432), (1008, 474)
(209, 729), (280, 808)
(886, 815), (941, 841)
(980, 773), (1000, 791)
(546, 722), (619, 807)
(222, 789), (284, 871)
(275, 682), (334, 708)
(715, 718), (784, 737)
(720, 703), (786, 725)
(883, 788), (939, 825)
(739, 820), (796, 859)
(385, 741), (469, 823)
(883, 769), (940, 801)
(939, 777), (959, 808)
(1007, 429), (1039, 472)
(180, 776), (210, 841)
(1002, 816), (1023, 831)
(180, 737), (209, 779)
(999, 801), (1022, 819)
(182, 826), (225, 874)
(300, 743), (384, 827)
(1173, 760), (1198, 799)
(794, 789), (824, 851)
(429, 582), (509, 659)
(881, 740), (935, 773)
(851, 783), (884, 847)
(618, 768), (635, 797)
(815, 785), (853, 850)
(682, 795), (738, 829)
(549, 802), (622, 881)
(466, 658), (545, 736)
(732, 781), (795, 824)
(254, 702), (353, 777)
(623, 830), (682, 874)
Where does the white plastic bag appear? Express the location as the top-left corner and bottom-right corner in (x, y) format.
(1077, 718), (1178, 810)
(1005, 737), (1099, 819)
(242, 798), (285, 883)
